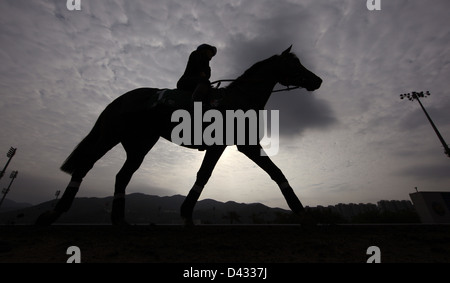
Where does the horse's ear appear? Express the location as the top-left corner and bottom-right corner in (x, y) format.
(282, 45), (292, 55)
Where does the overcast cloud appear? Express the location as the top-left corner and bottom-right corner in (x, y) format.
(1, 0), (450, 209)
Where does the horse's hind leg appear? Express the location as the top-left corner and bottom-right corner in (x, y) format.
(237, 144), (305, 215)
(35, 139), (119, 226)
(180, 146), (226, 225)
(111, 136), (159, 225)
(36, 174), (86, 225)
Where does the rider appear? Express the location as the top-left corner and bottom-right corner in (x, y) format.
(177, 44), (217, 104)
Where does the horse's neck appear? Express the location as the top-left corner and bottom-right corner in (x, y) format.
(224, 74), (278, 110)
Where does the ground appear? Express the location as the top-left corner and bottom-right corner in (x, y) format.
(1, 224), (449, 263)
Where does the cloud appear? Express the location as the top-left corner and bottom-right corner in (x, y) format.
(266, 92), (337, 137)
(395, 162), (450, 181)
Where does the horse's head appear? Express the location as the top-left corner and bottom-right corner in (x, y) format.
(277, 46), (322, 92)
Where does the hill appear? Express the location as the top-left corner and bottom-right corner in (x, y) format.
(0, 193), (289, 225)
(0, 199), (32, 213)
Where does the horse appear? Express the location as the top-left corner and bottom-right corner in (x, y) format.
(35, 46), (323, 226)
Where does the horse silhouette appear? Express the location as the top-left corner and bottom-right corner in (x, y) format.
(35, 46), (322, 226)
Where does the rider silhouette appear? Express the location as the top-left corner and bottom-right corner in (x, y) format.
(177, 44), (217, 103)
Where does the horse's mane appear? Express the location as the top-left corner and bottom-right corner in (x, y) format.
(226, 52), (299, 90)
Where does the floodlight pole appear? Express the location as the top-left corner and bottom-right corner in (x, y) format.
(415, 95), (450, 157)
(400, 91), (450, 158)
(0, 147), (17, 180)
(0, 170), (18, 208)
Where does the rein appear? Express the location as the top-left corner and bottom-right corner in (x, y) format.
(211, 80), (302, 93)
(271, 86), (302, 93)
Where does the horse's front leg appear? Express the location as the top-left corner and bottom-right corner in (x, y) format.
(237, 144), (305, 215)
(181, 146), (226, 226)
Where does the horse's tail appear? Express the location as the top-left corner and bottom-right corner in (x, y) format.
(60, 112), (106, 175)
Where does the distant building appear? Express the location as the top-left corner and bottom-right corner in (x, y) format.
(308, 201), (414, 221)
(409, 192), (450, 223)
(377, 200), (414, 212)
(311, 202), (378, 221)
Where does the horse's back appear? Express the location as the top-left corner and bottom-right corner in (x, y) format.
(108, 87), (196, 114)
(106, 87), (160, 115)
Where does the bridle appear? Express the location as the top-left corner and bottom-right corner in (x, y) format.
(211, 79), (303, 93)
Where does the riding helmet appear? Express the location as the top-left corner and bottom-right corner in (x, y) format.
(197, 44), (217, 56)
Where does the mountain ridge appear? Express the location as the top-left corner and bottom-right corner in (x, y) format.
(0, 193), (289, 225)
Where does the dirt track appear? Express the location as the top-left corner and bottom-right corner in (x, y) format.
(1, 224), (449, 263)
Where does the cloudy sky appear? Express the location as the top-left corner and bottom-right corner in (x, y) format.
(1, 0), (450, 210)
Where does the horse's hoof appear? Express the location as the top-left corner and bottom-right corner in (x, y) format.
(111, 218), (131, 227)
(182, 217), (195, 228)
(292, 205), (305, 215)
(35, 210), (61, 226)
(298, 212), (317, 227)
(180, 211), (195, 227)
